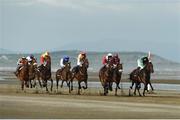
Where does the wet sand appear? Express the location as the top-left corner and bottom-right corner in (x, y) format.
(0, 71), (180, 119)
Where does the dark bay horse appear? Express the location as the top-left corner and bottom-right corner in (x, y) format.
(71, 59), (89, 95)
(37, 58), (53, 92)
(17, 60), (29, 91)
(28, 60), (41, 88)
(56, 62), (72, 93)
(112, 63), (123, 96)
(129, 62), (154, 96)
(99, 64), (113, 96)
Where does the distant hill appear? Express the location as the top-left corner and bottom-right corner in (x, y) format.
(50, 50), (179, 64)
(0, 50), (180, 73)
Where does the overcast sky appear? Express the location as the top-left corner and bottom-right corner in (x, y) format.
(0, 0), (180, 62)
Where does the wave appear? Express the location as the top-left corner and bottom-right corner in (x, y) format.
(0, 55), (9, 60)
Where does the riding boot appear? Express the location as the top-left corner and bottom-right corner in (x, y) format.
(75, 65), (80, 73)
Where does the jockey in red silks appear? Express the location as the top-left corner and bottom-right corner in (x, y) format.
(112, 53), (120, 67)
(40, 51), (51, 66)
(102, 53), (113, 68)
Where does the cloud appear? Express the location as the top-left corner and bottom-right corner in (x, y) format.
(16, 0), (133, 13)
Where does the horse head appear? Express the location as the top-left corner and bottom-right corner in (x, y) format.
(116, 63), (123, 73)
(82, 59), (89, 69)
(145, 61), (154, 74)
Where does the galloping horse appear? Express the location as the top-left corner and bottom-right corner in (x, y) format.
(112, 63), (123, 96)
(129, 61), (154, 96)
(28, 59), (41, 88)
(99, 64), (113, 96)
(71, 59), (89, 94)
(37, 57), (53, 92)
(17, 60), (29, 91)
(56, 62), (72, 93)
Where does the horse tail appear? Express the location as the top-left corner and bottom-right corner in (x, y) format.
(129, 74), (133, 81)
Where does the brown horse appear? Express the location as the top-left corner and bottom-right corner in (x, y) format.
(37, 58), (53, 92)
(112, 63), (123, 96)
(17, 60), (29, 91)
(28, 59), (41, 88)
(71, 59), (89, 95)
(56, 62), (72, 93)
(129, 61), (154, 96)
(99, 64), (113, 96)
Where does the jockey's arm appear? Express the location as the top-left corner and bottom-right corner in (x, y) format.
(60, 59), (65, 67)
(17, 59), (22, 65)
(77, 58), (82, 66)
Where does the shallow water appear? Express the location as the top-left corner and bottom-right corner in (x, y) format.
(78, 82), (180, 91)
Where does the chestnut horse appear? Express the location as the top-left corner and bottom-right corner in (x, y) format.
(37, 57), (53, 92)
(71, 59), (89, 94)
(99, 64), (113, 96)
(112, 63), (123, 96)
(129, 61), (154, 96)
(17, 60), (29, 91)
(56, 62), (72, 93)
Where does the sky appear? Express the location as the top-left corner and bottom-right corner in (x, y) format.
(0, 0), (180, 62)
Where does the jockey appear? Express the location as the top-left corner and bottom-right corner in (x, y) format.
(74, 51), (88, 73)
(14, 57), (27, 76)
(77, 51), (87, 67)
(137, 56), (149, 70)
(26, 54), (37, 65)
(102, 53), (113, 67)
(60, 56), (70, 68)
(134, 52), (151, 76)
(40, 51), (51, 66)
(112, 53), (120, 67)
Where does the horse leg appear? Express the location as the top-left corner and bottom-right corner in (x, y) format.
(50, 79), (53, 92)
(82, 80), (88, 89)
(137, 87), (141, 96)
(134, 83), (138, 95)
(115, 84), (118, 96)
(115, 82), (120, 96)
(61, 80), (64, 88)
(21, 81), (24, 91)
(143, 83), (147, 96)
(66, 81), (69, 87)
(78, 81), (81, 95)
(45, 80), (49, 92)
(129, 81), (134, 96)
(56, 79), (59, 92)
(130, 81), (134, 89)
(149, 82), (154, 91)
(70, 78), (73, 91)
(29, 79), (32, 88)
(38, 79), (42, 88)
(104, 83), (109, 96)
(104, 87), (107, 96)
(33, 79), (36, 88)
(109, 82), (113, 91)
(68, 81), (71, 93)
(103, 83), (108, 96)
